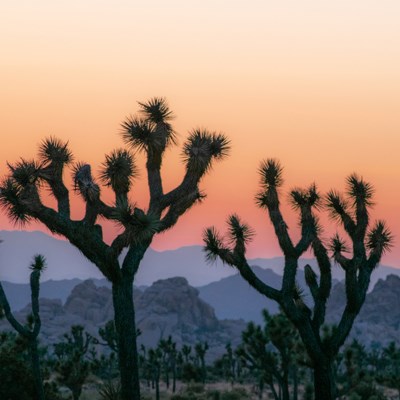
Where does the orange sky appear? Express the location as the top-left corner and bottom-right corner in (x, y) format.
(1, 1), (399, 266)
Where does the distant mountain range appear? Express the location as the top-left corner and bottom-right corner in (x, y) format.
(1, 274), (400, 353)
(1, 230), (400, 322)
(1, 230), (399, 288)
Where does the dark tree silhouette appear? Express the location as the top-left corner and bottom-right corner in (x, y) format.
(0, 254), (46, 400)
(0, 97), (229, 400)
(203, 159), (392, 400)
(236, 311), (300, 400)
(53, 325), (95, 400)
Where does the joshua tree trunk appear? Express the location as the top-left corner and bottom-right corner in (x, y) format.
(30, 338), (45, 400)
(112, 278), (140, 400)
(313, 361), (336, 400)
(0, 255), (46, 400)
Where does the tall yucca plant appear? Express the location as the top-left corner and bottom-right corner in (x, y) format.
(0, 254), (47, 400)
(0, 97), (230, 400)
(204, 160), (391, 400)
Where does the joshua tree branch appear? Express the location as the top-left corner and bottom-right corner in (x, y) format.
(235, 259), (282, 303)
(30, 270), (42, 337)
(311, 239), (332, 330)
(41, 167), (71, 218)
(265, 188), (294, 256)
(158, 189), (202, 232)
(295, 204), (316, 256)
(0, 282), (30, 337)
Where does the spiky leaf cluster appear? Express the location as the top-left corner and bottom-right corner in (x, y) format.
(346, 174), (374, 206)
(366, 220), (392, 254)
(203, 227), (224, 263)
(183, 129), (230, 174)
(121, 117), (156, 153)
(99, 149), (137, 193)
(258, 159), (284, 189)
(329, 233), (348, 254)
(289, 184), (320, 210)
(7, 159), (42, 187)
(326, 190), (349, 222)
(121, 98), (177, 154)
(112, 202), (160, 244)
(38, 137), (73, 165)
(0, 178), (32, 224)
(29, 254), (47, 272)
(227, 214), (254, 245)
(138, 97), (173, 124)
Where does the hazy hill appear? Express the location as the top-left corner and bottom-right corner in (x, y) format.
(198, 267), (281, 322)
(0, 230), (234, 286)
(1, 230), (399, 289)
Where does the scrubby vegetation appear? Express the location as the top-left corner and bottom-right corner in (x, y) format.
(0, 313), (400, 399)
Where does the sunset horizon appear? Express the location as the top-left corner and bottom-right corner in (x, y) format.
(1, 1), (399, 267)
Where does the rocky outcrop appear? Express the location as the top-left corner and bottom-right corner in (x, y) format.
(64, 280), (114, 324)
(0, 277), (246, 358)
(326, 274), (400, 347)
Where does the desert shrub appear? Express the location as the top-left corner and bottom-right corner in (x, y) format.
(220, 387), (248, 400)
(0, 348), (36, 399)
(99, 380), (121, 400)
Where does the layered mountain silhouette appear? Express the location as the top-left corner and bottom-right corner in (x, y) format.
(1, 273), (400, 353)
(1, 230), (399, 287)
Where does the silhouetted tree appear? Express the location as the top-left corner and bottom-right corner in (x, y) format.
(236, 311), (300, 400)
(0, 331), (36, 399)
(54, 325), (95, 400)
(0, 97), (229, 400)
(378, 341), (400, 398)
(195, 341), (209, 384)
(0, 254), (46, 400)
(204, 160), (392, 400)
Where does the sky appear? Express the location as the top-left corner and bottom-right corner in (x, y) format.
(1, 1), (399, 267)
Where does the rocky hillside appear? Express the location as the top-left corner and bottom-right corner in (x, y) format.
(326, 274), (400, 347)
(0, 277), (246, 359)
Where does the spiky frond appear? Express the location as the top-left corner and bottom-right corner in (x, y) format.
(0, 178), (32, 225)
(209, 133), (231, 159)
(99, 149), (137, 193)
(138, 97), (173, 124)
(258, 159), (283, 189)
(297, 186), (321, 212)
(120, 116), (157, 153)
(29, 254), (47, 272)
(325, 190), (349, 222)
(329, 233), (349, 254)
(72, 163), (100, 202)
(367, 220), (393, 255)
(346, 174), (374, 206)
(203, 227), (224, 263)
(38, 137), (73, 165)
(112, 202), (160, 244)
(182, 129), (214, 173)
(7, 159), (42, 187)
(227, 214), (254, 245)
(255, 190), (269, 209)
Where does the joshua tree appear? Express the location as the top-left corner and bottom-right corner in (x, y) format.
(0, 254), (46, 400)
(204, 159), (392, 400)
(53, 325), (95, 400)
(236, 311), (300, 400)
(0, 97), (229, 400)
